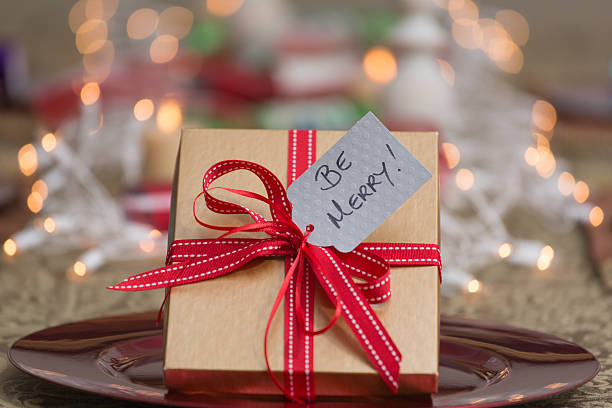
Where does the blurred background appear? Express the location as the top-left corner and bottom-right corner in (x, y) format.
(1, 1), (612, 405)
(0, 0), (611, 295)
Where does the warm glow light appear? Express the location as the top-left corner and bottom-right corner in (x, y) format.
(524, 146), (539, 166)
(43, 217), (56, 233)
(452, 21), (483, 50)
(495, 9), (529, 46)
(557, 172), (575, 196)
(127, 8), (159, 40)
(76, 19), (108, 54)
(498, 243), (512, 259)
(206, 0), (244, 17)
(537, 245), (554, 271)
(532, 100), (557, 132)
(82, 40), (114, 83)
(133, 99), (155, 121)
(85, 0), (118, 20)
(363, 47), (397, 84)
(534, 132), (550, 149)
(573, 181), (590, 203)
(80, 82), (100, 105)
(437, 59), (455, 86)
(158, 6), (194, 39)
(589, 206), (604, 227)
(149, 34), (179, 64)
(491, 40), (523, 74)
(535, 149), (556, 178)
(69, 1), (86, 33)
(467, 279), (481, 293)
(41, 133), (57, 152)
(32, 179), (49, 200)
(18, 144), (38, 176)
(448, 0), (479, 24)
(456, 168), (474, 191)
(442, 142), (460, 169)
(27, 192), (44, 214)
(3, 239), (17, 257)
(139, 240), (155, 253)
(73, 261), (87, 277)
(156, 100), (182, 133)
(149, 229), (162, 238)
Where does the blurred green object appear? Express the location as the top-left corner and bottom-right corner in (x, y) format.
(359, 11), (400, 45)
(186, 20), (225, 55)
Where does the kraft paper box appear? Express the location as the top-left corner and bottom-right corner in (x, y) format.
(163, 128), (440, 396)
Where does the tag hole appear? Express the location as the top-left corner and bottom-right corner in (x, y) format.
(306, 224), (314, 232)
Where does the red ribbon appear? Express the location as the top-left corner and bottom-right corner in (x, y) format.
(109, 130), (441, 403)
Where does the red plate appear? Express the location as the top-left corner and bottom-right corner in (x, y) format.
(8, 312), (599, 407)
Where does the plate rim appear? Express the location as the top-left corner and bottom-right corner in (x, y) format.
(7, 312), (601, 408)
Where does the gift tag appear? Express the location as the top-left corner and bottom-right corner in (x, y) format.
(287, 112), (432, 252)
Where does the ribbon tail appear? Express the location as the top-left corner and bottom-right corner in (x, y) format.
(265, 250), (305, 405)
(307, 246), (402, 393)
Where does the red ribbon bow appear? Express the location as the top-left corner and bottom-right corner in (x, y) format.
(109, 159), (441, 403)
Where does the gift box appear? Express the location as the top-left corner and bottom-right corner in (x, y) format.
(160, 127), (440, 397)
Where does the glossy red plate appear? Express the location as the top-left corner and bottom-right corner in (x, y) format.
(8, 312), (599, 408)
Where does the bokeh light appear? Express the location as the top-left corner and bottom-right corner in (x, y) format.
(83, 40), (114, 82)
(467, 279), (481, 293)
(448, 0), (479, 24)
(589, 206), (604, 227)
(442, 142), (460, 169)
(18, 144), (38, 176)
(127, 8), (159, 40)
(537, 245), (554, 271)
(573, 181), (590, 203)
(41, 133), (57, 152)
(535, 148), (556, 178)
(363, 47), (397, 84)
(158, 6), (194, 39)
(456, 168), (474, 190)
(3, 239), (17, 257)
(156, 100), (182, 133)
(27, 192), (44, 214)
(80, 82), (100, 105)
(75, 19), (108, 54)
(43, 217), (56, 233)
(495, 9), (529, 46)
(437, 59), (455, 86)
(524, 146), (539, 166)
(557, 172), (575, 196)
(452, 21), (483, 50)
(134, 99), (155, 121)
(139, 240), (155, 253)
(73, 261), (87, 277)
(85, 0), (118, 20)
(32, 179), (49, 200)
(206, 0), (244, 17)
(532, 100), (557, 132)
(498, 243), (512, 259)
(149, 35), (179, 64)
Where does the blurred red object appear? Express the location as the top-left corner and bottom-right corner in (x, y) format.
(122, 184), (172, 232)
